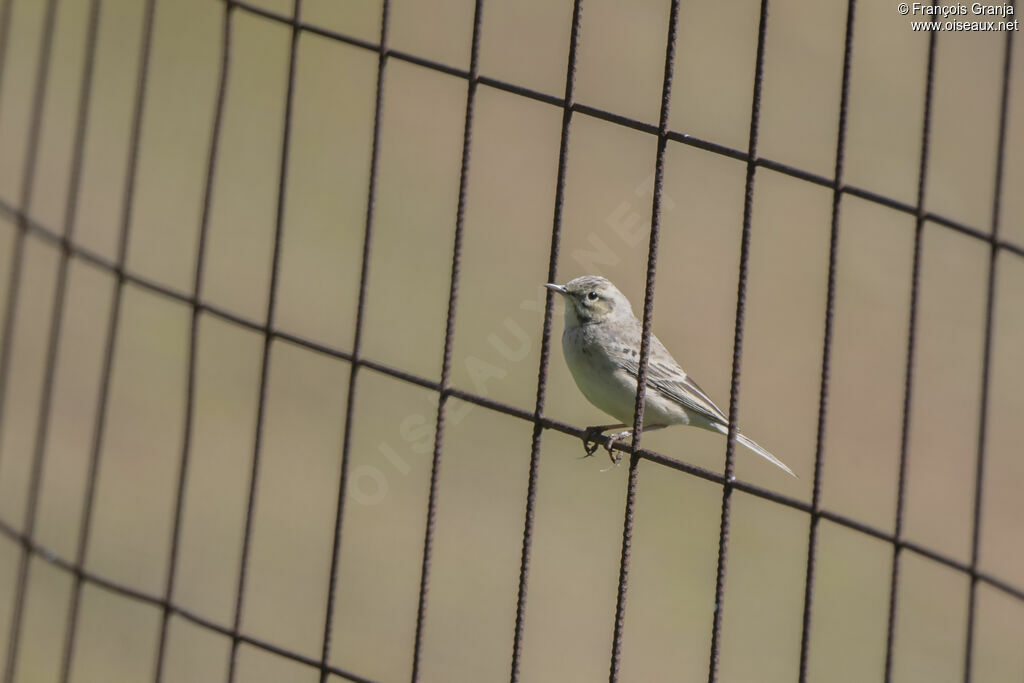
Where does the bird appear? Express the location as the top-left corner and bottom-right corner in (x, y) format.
(545, 275), (796, 477)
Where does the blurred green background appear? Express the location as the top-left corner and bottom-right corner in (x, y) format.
(0, 0), (1022, 681)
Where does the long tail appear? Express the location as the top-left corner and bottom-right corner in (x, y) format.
(714, 424), (797, 478)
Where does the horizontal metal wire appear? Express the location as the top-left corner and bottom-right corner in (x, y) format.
(228, 0), (1024, 263)
(1, 3), (1021, 679)
(0, 517), (374, 683)
(2, 199), (1022, 612)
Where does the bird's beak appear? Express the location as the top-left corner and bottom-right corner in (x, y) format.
(544, 283), (567, 295)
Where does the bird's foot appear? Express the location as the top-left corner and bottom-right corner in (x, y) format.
(602, 430), (633, 468)
(580, 425), (608, 458)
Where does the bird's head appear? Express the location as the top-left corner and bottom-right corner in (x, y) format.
(544, 275), (634, 326)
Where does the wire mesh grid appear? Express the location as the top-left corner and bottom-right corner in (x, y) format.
(0, 0), (1020, 681)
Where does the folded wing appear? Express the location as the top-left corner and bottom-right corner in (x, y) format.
(615, 354), (729, 427)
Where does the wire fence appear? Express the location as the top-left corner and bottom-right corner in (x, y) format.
(0, 0), (1020, 682)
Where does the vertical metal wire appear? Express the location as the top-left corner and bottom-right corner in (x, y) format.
(796, 1), (856, 680)
(883, 7), (939, 682)
(0, 0), (61, 494)
(152, 3), (234, 681)
(962, 20), (1014, 683)
(508, 2), (583, 680)
(608, 2), (681, 680)
(56, 1), (160, 680)
(410, 1), (485, 679)
(0, 0), (14, 387)
(0, 1), (1017, 681)
(0, 0), (15, 117)
(316, 2), (392, 681)
(226, 0), (302, 680)
(706, 1), (770, 680)
(1, 0), (77, 680)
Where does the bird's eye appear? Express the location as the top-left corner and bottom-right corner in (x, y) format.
(587, 291), (599, 301)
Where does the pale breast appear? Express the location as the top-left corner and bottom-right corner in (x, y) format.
(562, 330), (634, 423)
(562, 326), (689, 426)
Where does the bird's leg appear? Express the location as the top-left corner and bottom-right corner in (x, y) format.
(580, 423), (627, 458)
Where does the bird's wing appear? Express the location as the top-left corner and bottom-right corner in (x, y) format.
(615, 352), (729, 426)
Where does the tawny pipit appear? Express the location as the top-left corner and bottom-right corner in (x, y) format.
(546, 276), (796, 477)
